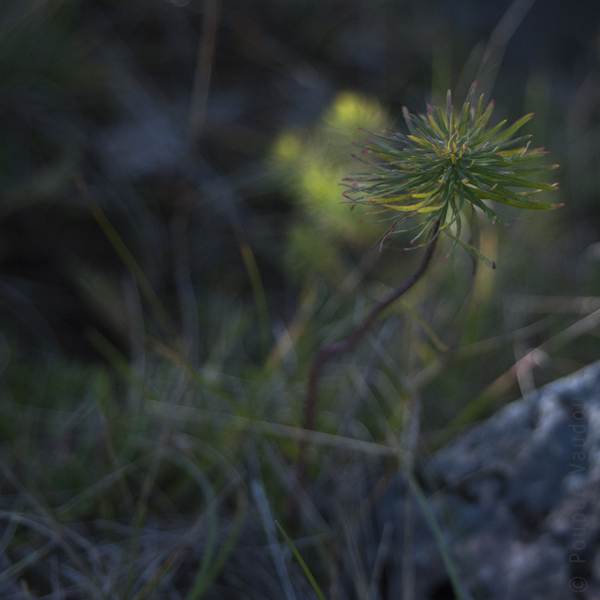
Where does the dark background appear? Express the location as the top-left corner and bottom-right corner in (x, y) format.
(2, 2), (600, 597)
(1, 0), (600, 385)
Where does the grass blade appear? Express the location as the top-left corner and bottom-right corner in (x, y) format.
(275, 521), (326, 600)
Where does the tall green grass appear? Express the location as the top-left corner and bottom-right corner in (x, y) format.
(1, 0), (600, 598)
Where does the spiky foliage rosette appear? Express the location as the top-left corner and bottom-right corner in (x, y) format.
(342, 82), (562, 265)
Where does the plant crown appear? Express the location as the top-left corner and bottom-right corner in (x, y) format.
(342, 82), (561, 264)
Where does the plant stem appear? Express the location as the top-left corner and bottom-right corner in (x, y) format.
(291, 220), (441, 520)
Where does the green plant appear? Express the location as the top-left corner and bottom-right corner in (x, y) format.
(300, 80), (562, 444)
(295, 82), (562, 599)
(342, 82), (562, 266)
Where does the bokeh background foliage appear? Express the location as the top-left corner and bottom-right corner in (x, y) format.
(1, 0), (600, 597)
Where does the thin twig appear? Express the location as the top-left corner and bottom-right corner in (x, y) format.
(188, 0), (221, 159)
(475, 0), (537, 95)
(291, 220), (441, 521)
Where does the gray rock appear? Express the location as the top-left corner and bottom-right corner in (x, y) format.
(345, 360), (600, 600)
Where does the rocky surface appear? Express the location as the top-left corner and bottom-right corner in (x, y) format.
(356, 360), (600, 600)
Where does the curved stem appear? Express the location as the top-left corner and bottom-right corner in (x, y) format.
(291, 220), (441, 520)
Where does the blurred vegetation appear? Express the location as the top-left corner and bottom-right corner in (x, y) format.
(0, 0), (600, 597)
(272, 90), (391, 281)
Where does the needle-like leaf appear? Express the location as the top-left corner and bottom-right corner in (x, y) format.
(342, 82), (561, 265)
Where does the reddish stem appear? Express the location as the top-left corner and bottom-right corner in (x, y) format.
(291, 220), (441, 522)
